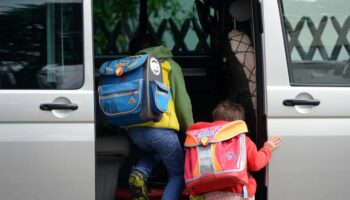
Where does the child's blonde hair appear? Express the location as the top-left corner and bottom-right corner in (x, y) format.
(212, 100), (245, 121)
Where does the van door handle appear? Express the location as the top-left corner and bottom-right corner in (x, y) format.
(283, 99), (320, 106)
(40, 103), (78, 111)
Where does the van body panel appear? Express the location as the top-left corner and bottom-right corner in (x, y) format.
(267, 86), (350, 117)
(261, 0), (290, 88)
(268, 118), (350, 136)
(0, 124), (95, 200)
(0, 0), (95, 199)
(0, 91), (94, 122)
(268, 135), (350, 200)
(263, 0), (350, 199)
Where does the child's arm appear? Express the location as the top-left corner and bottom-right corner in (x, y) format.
(246, 136), (281, 171)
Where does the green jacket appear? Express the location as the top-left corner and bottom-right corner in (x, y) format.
(131, 45), (194, 132)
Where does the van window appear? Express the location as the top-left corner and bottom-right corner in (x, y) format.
(0, 0), (83, 89)
(280, 0), (350, 86)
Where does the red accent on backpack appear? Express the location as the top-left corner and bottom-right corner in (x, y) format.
(184, 120), (249, 195)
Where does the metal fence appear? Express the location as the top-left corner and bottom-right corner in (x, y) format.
(94, 18), (210, 54)
(285, 16), (350, 61)
(94, 15), (350, 60)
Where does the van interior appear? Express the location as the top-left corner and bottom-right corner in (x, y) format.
(93, 0), (267, 199)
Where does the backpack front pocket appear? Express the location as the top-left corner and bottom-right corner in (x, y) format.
(149, 80), (170, 114)
(98, 79), (144, 116)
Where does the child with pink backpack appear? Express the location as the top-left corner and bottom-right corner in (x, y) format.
(184, 100), (281, 200)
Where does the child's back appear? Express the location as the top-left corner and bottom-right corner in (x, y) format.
(188, 100), (281, 200)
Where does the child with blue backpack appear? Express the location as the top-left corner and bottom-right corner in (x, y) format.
(127, 33), (194, 200)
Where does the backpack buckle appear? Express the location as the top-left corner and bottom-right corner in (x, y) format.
(200, 137), (209, 146)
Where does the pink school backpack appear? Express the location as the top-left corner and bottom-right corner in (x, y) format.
(184, 120), (249, 196)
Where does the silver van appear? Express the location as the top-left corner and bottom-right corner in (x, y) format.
(0, 0), (349, 200)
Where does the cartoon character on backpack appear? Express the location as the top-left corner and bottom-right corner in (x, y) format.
(185, 100), (281, 200)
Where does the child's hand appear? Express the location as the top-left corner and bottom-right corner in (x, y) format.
(264, 136), (282, 151)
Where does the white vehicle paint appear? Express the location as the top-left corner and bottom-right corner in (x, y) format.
(262, 0), (350, 199)
(0, 1), (95, 200)
(0, 0), (349, 199)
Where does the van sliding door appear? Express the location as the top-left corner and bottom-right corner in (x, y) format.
(0, 1), (95, 200)
(263, 0), (350, 199)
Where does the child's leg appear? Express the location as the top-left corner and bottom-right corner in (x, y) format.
(128, 127), (159, 177)
(127, 127), (159, 200)
(128, 127), (184, 200)
(151, 129), (185, 200)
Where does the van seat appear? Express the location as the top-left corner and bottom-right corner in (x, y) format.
(96, 134), (130, 157)
(96, 133), (130, 200)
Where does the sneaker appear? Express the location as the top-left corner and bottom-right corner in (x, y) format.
(128, 170), (149, 200)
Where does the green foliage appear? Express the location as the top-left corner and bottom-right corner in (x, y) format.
(148, 0), (184, 19)
(93, 0), (188, 54)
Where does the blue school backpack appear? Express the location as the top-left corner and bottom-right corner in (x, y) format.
(98, 54), (171, 126)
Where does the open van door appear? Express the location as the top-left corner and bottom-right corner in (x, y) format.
(263, 0), (350, 199)
(0, 1), (95, 200)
